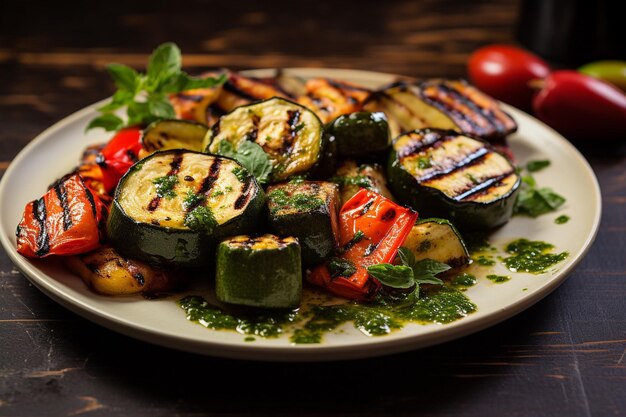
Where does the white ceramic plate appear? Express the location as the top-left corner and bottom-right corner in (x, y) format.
(0, 68), (601, 361)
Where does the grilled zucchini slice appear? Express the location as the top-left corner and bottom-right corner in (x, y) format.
(331, 160), (394, 206)
(216, 235), (302, 309)
(107, 150), (265, 267)
(266, 181), (340, 267)
(66, 246), (182, 295)
(142, 119), (208, 153)
(204, 97), (326, 182)
(326, 111), (390, 157)
(298, 78), (371, 123)
(387, 129), (520, 230)
(364, 79), (517, 142)
(402, 218), (470, 269)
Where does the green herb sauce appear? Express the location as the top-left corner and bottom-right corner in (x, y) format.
(503, 239), (568, 273)
(152, 175), (179, 199)
(179, 286), (476, 344)
(487, 274), (511, 283)
(555, 215), (570, 224)
(183, 190), (205, 210)
(475, 255), (496, 266)
(184, 206), (217, 232)
(450, 273), (477, 289)
(231, 167), (248, 182)
(329, 175), (374, 189)
(268, 189), (325, 214)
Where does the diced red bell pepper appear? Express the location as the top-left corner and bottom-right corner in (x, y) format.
(97, 127), (143, 193)
(16, 174), (107, 258)
(308, 189), (418, 299)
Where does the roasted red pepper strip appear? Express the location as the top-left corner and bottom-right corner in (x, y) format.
(97, 127), (143, 193)
(16, 174), (107, 257)
(308, 189), (418, 299)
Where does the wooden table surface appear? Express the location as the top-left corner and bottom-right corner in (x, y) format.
(1, 1), (625, 416)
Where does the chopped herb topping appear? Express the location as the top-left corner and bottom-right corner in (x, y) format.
(526, 159), (551, 172)
(487, 274), (510, 283)
(184, 206), (217, 233)
(152, 175), (178, 199)
(417, 156), (432, 169)
(329, 175), (374, 189)
(328, 257), (357, 278)
(183, 190), (205, 210)
(268, 189), (325, 214)
(232, 167), (248, 182)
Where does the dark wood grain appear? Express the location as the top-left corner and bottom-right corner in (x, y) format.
(1, 1), (626, 416)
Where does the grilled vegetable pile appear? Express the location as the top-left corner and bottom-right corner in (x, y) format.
(16, 43), (530, 309)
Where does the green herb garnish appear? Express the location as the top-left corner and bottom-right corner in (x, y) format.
(87, 43), (226, 132)
(329, 175), (374, 189)
(184, 206), (217, 233)
(183, 190), (205, 210)
(219, 140), (272, 184)
(514, 159), (566, 218)
(152, 175), (178, 199)
(328, 258), (357, 278)
(526, 159), (551, 172)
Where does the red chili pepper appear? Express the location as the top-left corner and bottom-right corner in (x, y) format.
(308, 189), (418, 299)
(97, 127), (143, 193)
(532, 70), (626, 138)
(16, 174), (107, 258)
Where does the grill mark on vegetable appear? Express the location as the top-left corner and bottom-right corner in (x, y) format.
(281, 110), (301, 153)
(359, 199), (375, 216)
(53, 182), (72, 231)
(440, 83), (499, 136)
(174, 92), (205, 102)
(234, 177), (253, 210)
(449, 83), (506, 136)
(223, 79), (259, 101)
(420, 84), (488, 136)
(32, 198), (50, 257)
(124, 260), (145, 286)
(182, 158), (223, 213)
(148, 154), (185, 212)
(461, 173), (517, 201)
(409, 147), (490, 182)
(244, 114), (260, 142)
(381, 208), (396, 222)
(81, 180), (98, 220)
(447, 170), (515, 201)
(211, 119), (221, 137)
(397, 131), (457, 158)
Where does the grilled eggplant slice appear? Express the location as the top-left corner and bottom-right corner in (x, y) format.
(387, 129), (520, 230)
(142, 119), (208, 153)
(107, 150), (265, 267)
(298, 78), (371, 123)
(326, 111), (390, 157)
(216, 72), (289, 113)
(331, 160), (394, 206)
(204, 97), (326, 182)
(266, 181), (339, 266)
(364, 79), (517, 142)
(66, 246), (182, 295)
(216, 235), (302, 309)
(402, 218), (470, 269)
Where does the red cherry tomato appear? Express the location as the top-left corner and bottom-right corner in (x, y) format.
(532, 70), (626, 139)
(468, 44), (550, 112)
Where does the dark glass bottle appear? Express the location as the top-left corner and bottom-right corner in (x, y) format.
(516, 0), (626, 66)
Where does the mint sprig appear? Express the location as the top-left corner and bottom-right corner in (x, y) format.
(87, 42), (226, 132)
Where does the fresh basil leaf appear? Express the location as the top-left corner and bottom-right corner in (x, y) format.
(514, 187), (565, 217)
(367, 264), (414, 289)
(147, 42), (181, 89)
(97, 90), (134, 112)
(148, 93), (176, 119)
(521, 174), (536, 187)
(234, 141), (272, 184)
(126, 100), (153, 126)
(162, 72), (227, 93)
(526, 159), (551, 172)
(106, 63), (139, 92)
(85, 114), (124, 132)
(396, 247), (415, 267)
(412, 259), (449, 286)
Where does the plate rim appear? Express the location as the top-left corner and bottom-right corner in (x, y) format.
(0, 67), (602, 361)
